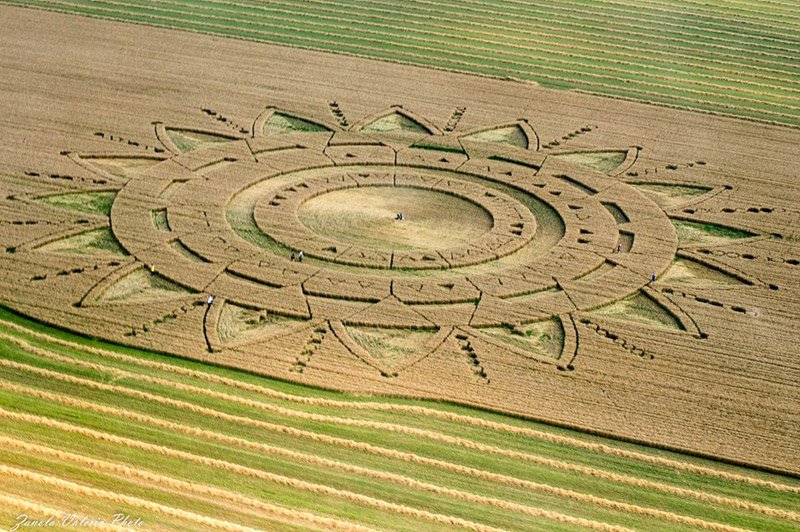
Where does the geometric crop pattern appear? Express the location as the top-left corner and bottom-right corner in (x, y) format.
(0, 105), (763, 383)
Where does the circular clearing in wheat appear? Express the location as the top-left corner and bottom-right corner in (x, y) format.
(297, 186), (493, 252)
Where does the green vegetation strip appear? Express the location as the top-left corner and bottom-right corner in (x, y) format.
(0, 306), (798, 530)
(3, 0), (800, 127)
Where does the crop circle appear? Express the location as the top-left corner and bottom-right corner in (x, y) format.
(7, 106), (726, 380)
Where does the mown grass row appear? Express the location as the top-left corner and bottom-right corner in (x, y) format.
(206, 0), (800, 86)
(0, 307), (798, 530)
(627, 0), (800, 24)
(86, 0), (800, 103)
(13, 0), (797, 111)
(4, 0), (800, 127)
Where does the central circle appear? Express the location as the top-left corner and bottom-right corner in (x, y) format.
(296, 186), (493, 252)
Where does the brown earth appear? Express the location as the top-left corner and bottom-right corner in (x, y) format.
(0, 5), (798, 475)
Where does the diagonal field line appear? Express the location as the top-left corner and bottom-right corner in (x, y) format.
(0, 346), (795, 525)
(0, 434), (374, 532)
(0, 407), (513, 532)
(0, 380), (639, 531)
(0, 495), (125, 532)
(0, 379), (745, 530)
(0, 464), (262, 531)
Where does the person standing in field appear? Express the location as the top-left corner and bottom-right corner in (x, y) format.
(298, 250), (304, 262)
(290, 251), (295, 262)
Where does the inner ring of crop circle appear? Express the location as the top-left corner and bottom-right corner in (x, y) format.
(249, 168), (541, 270)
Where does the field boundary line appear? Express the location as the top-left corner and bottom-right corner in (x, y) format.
(1, 380), (751, 530)
(0, 385), (659, 530)
(4, 322), (798, 494)
(0, 336), (764, 485)
(569, 89), (799, 131)
(0, 435), (375, 532)
(58, 0), (800, 111)
(311, 0), (800, 86)
(319, 0), (800, 65)
(0, 359), (796, 521)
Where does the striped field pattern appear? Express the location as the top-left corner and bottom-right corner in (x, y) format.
(0, 308), (798, 530)
(3, 0), (800, 128)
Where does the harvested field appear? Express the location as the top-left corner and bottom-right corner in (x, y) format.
(0, 308), (798, 530)
(0, 3), (798, 511)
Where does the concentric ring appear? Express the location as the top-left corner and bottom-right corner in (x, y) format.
(251, 168), (536, 269)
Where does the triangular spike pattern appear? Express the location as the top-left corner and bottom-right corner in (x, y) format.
(37, 191), (116, 216)
(672, 220), (756, 246)
(345, 325), (437, 370)
(347, 296), (435, 328)
(99, 267), (192, 303)
(264, 112), (331, 135)
(411, 135), (466, 154)
(553, 151), (628, 174)
(216, 302), (299, 344)
(632, 183), (712, 209)
(658, 257), (746, 287)
(360, 111), (429, 134)
(166, 128), (235, 152)
(589, 292), (683, 330)
(81, 157), (162, 181)
(35, 228), (128, 257)
(478, 319), (564, 359)
(461, 125), (529, 149)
